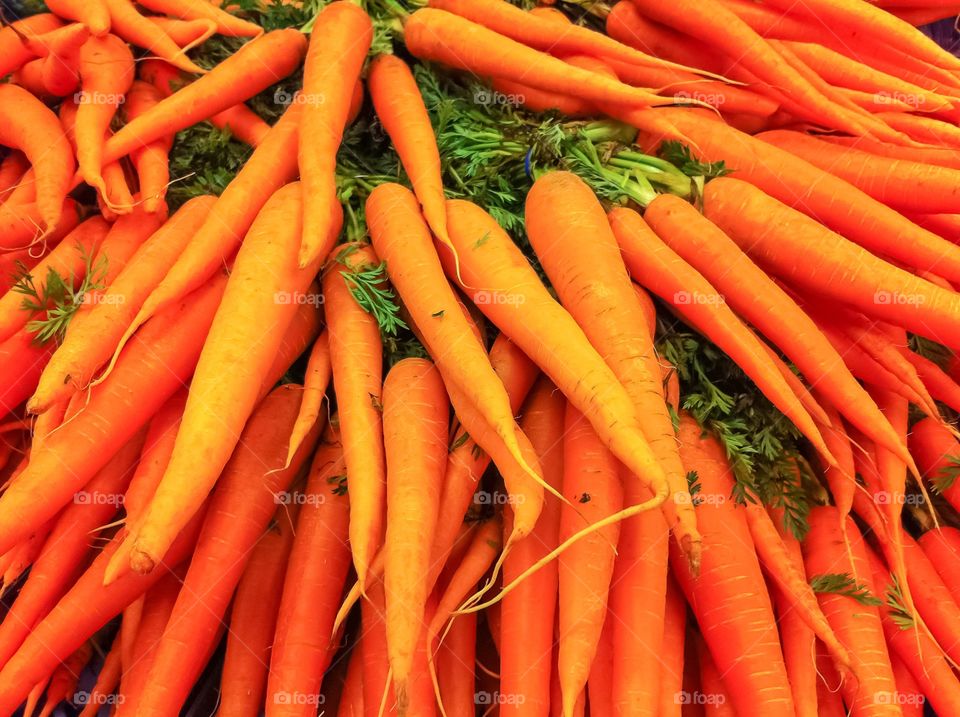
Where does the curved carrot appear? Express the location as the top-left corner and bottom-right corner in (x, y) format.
(526, 172), (699, 566)
(124, 81), (174, 213)
(608, 205), (832, 459)
(102, 29), (305, 166)
(0, 84), (75, 234)
(121, 183), (329, 575)
(137, 0), (262, 37)
(368, 54), (454, 255)
(133, 385), (320, 717)
(28, 23), (90, 97)
(382, 358), (449, 710)
(643, 192), (910, 464)
(671, 413), (795, 717)
(702, 176), (960, 347)
(46, 0), (109, 35)
(909, 416), (960, 513)
(442, 198), (670, 511)
(297, 1), (371, 268)
(557, 404), (624, 717)
(285, 330), (331, 466)
(0, 15), (64, 78)
(145, 16), (217, 49)
(321, 242), (384, 586)
(102, 0), (206, 73)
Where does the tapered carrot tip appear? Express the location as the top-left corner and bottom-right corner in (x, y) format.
(394, 681), (409, 717)
(680, 533), (702, 577)
(103, 543), (133, 586)
(130, 546), (157, 575)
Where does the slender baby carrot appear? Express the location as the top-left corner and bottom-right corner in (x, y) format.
(77, 634), (122, 717)
(101, 0), (205, 73)
(321, 242), (384, 585)
(285, 330), (331, 466)
(298, 1), (372, 268)
(382, 359), (449, 712)
(137, 0), (262, 36)
(124, 81), (174, 214)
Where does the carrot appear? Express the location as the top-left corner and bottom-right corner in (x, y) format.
(45, 0), (109, 34)
(0, 431), (142, 667)
(404, 9), (690, 110)
(28, 23), (90, 97)
(145, 16), (216, 49)
(321, 242), (385, 585)
(587, 619), (614, 716)
(671, 413), (795, 717)
(101, 29), (305, 167)
(917, 527), (960, 600)
(760, 129), (960, 214)
(0, 151), (29, 201)
(29, 196), (214, 413)
(802, 507), (900, 717)
(0, 198), (80, 253)
(443, 199), (670, 514)
(557, 404), (624, 717)
(888, 654), (924, 717)
(430, 0), (729, 80)
(908, 416), (960, 513)
(368, 54), (454, 255)
(608, 205), (832, 459)
(297, 1), (371, 268)
(136, 0), (262, 36)
(100, 0), (206, 73)
(121, 183), (326, 576)
(131, 385), (319, 717)
(284, 330), (330, 466)
(0, 84), (75, 234)
(77, 633), (122, 717)
(0, 14), (63, 77)
(337, 649), (365, 717)
(435, 607), (476, 717)
(381, 358), (449, 711)
(107, 100), (302, 370)
(526, 172), (699, 567)
(701, 176), (960, 347)
(865, 546), (960, 716)
(0, 270), (227, 558)
(124, 81), (174, 213)
(369, 183), (545, 523)
(36, 641), (94, 717)
(0, 331), (55, 418)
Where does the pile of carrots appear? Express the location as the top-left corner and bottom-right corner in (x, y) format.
(2, 0), (960, 715)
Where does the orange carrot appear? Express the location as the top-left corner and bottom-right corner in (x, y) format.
(298, 1), (372, 268)
(435, 606), (476, 717)
(917, 527), (960, 600)
(321, 243), (384, 585)
(671, 413), (795, 717)
(124, 80), (174, 213)
(145, 16), (216, 49)
(0, 14), (64, 78)
(382, 358), (449, 710)
(29, 23), (90, 97)
(285, 330), (331, 466)
(46, 0), (109, 35)
(137, 0), (262, 36)
(101, 0), (206, 73)
(0, 84), (75, 233)
(337, 649), (365, 717)
(77, 633), (122, 717)
(909, 416), (960, 513)
(36, 641), (94, 717)
(557, 404), (624, 717)
(264, 426), (350, 717)
(121, 183), (327, 576)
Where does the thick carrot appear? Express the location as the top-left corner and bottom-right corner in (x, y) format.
(337, 649), (365, 717)
(908, 416), (960, 513)
(0, 431), (142, 667)
(671, 413), (795, 717)
(802, 507), (900, 717)
(108, 101), (302, 368)
(137, 0), (262, 36)
(46, 0), (109, 35)
(701, 176), (960, 347)
(442, 198), (670, 512)
(878, 111), (960, 148)
(824, 133), (960, 171)
(899, 530), (960, 665)
(557, 404), (624, 717)
(264, 422), (351, 717)
(0, 14), (63, 78)
(760, 129), (960, 214)
(0, 198), (80, 253)
(436, 606), (476, 717)
(609, 205), (831, 459)
(638, 111), (960, 286)
(368, 54), (453, 253)
(298, 1), (372, 268)
(76, 33), (134, 208)
(101, 0), (206, 73)
(132, 385), (320, 717)
(145, 16), (216, 49)
(917, 527), (960, 600)
(382, 359), (449, 710)
(29, 196), (214, 413)
(526, 172), (699, 566)
(369, 183), (545, 522)
(0, 270), (227, 557)
(122, 183), (326, 575)
(0, 84), (75, 233)
(101, 29), (305, 166)
(124, 81), (174, 214)
(404, 9), (687, 110)
(29, 23), (90, 97)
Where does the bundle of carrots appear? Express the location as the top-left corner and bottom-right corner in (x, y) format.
(2, 0), (960, 715)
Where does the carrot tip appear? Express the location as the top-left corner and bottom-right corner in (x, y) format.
(129, 547), (156, 575)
